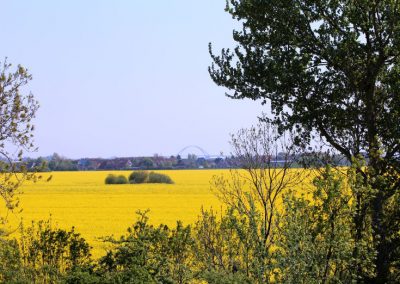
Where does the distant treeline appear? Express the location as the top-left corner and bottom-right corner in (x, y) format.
(24, 152), (352, 172)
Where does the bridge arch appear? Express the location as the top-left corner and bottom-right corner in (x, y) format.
(177, 145), (210, 159)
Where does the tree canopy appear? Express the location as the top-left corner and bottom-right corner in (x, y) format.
(209, 1), (400, 282)
(0, 59), (39, 225)
(210, 0), (399, 164)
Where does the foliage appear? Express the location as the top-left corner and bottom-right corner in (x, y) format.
(128, 170), (149, 184)
(148, 172), (174, 184)
(99, 210), (193, 284)
(105, 174), (128, 184)
(139, 158), (155, 169)
(200, 269), (253, 284)
(48, 153), (78, 171)
(209, 121), (301, 282)
(193, 207), (265, 282)
(274, 166), (360, 283)
(209, 0), (400, 163)
(0, 59), (40, 226)
(61, 268), (101, 284)
(0, 238), (24, 283)
(209, 1), (400, 281)
(0, 219), (93, 283)
(18, 219), (92, 282)
(129, 171), (174, 184)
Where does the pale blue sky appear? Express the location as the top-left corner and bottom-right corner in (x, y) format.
(1, 1), (265, 158)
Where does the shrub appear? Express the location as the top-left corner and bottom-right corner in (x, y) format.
(115, 175), (128, 184)
(129, 171), (149, 184)
(148, 172), (174, 184)
(105, 174), (117, 184)
(0, 239), (24, 283)
(98, 210), (192, 283)
(14, 219), (93, 283)
(105, 174), (128, 185)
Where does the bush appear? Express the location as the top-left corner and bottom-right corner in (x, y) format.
(9, 219), (94, 283)
(0, 239), (24, 283)
(105, 174), (128, 184)
(129, 171), (174, 184)
(148, 172), (174, 184)
(107, 171), (174, 185)
(98, 210), (192, 283)
(115, 175), (128, 184)
(129, 171), (149, 184)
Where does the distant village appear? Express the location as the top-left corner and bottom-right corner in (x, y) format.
(25, 153), (242, 171)
(24, 151), (351, 172)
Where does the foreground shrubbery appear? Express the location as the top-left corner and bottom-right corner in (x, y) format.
(1, 166), (389, 283)
(0, 220), (92, 283)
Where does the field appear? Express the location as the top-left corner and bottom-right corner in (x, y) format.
(6, 170), (225, 257)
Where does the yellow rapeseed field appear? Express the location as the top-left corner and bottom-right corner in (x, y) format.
(6, 170), (225, 257)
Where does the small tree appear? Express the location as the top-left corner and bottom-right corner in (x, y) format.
(210, 121), (302, 281)
(193, 207), (255, 282)
(275, 166), (361, 283)
(0, 59), (39, 226)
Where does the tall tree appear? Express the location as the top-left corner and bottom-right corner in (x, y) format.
(0, 59), (39, 227)
(209, 1), (400, 282)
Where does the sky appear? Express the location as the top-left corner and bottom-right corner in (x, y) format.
(0, 1), (265, 159)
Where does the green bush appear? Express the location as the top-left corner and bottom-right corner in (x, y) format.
(3, 219), (94, 283)
(128, 171), (174, 184)
(105, 174), (116, 184)
(98, 210), (192, 283)
(148, 172), (174, 184)
(106, 172), (173, 185)
(115, 175), (128, 184)
(129, 171), (149, 184)
(105, 174), (128, 184)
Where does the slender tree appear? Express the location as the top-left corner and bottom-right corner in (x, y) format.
(0, 59), (39, 227)
(211, 121), (301, 281)
(209, 1), (400, 282)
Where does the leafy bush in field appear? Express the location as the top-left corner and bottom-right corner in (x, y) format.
(105, 174), (128, 184)
(129, 171), (174, 184)
(106, 171), (173, 185)
(128, 171), (149, 184)
(115, 175), (128, 184)
(148, 172), (174, 184)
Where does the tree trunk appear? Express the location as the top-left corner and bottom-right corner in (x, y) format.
(371, 190), (390, 284)
(364, 74), (391, 283)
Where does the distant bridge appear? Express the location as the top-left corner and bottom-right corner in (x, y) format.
(177, 145), (225, 159)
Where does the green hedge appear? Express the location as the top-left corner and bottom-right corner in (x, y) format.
(129, 171), (149, 184)
(105, 174), (128, 184)
(129, 171), (174, 184)
(148, 172), (174, 184)
(106, 171), (174, 185)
